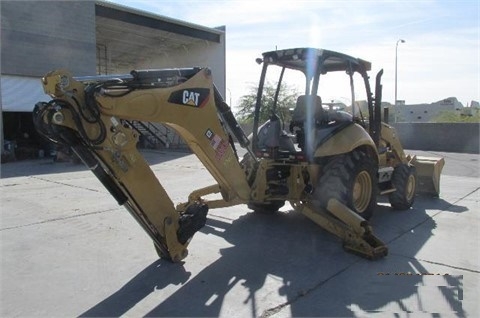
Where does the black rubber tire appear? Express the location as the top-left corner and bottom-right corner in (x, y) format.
(389, 164), (417, 210)
(316, 150), (378, 220)
(248, 201), (285, 214)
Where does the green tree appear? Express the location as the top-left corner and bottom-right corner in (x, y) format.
(235, 81), (299, 125)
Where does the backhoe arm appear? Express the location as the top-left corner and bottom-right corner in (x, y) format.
(33, 68), (251, 261)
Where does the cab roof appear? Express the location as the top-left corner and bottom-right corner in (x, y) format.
(261, 47), (371, 74)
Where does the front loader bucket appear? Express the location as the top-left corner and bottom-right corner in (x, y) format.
(412, 156), (445, 197)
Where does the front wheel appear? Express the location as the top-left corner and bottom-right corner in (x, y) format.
(315, 150), (378, 220)
(389, 164), (417, 210)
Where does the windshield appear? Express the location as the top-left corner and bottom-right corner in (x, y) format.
(258, 61), (369, 126)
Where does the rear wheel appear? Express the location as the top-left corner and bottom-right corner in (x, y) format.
(248, 201), (285, 214)
(389, 164), (417, 210)
(316, 150), (377, 220)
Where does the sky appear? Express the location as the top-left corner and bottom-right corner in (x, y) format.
(108, 0), (479, 108)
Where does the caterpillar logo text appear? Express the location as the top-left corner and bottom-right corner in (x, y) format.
(168, 88), (210, 108)
(183, 90), (200, 106)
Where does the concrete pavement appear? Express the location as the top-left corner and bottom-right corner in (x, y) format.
(1, 149), (478, 317)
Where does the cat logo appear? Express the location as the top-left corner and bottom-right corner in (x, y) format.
(168, 88), (210, 108)
(183, 90), (200, 106)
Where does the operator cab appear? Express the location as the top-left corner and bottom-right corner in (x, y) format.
(252, 47), (373, 161)
(255, 94), (354, 161)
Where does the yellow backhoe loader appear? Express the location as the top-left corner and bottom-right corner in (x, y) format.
(33, 47), (444, 262)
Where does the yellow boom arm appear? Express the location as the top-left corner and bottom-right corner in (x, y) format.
(35, 68), (250, 261)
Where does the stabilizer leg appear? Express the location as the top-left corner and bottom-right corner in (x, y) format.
(292, 199), (388, 260)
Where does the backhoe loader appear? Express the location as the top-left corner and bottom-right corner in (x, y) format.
(33, 47), (444, 262)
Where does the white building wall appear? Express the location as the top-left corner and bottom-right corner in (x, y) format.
(138, 30), (226, 99)
(1, 76), (50, 112)
(395, 97), (463, 122)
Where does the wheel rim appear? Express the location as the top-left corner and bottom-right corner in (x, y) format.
(353, 171), (372, 213)
(405, 174), (416, 201)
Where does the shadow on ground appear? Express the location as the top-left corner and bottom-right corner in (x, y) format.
(0, 149), (191, 179)
(80, 194), (466, 317)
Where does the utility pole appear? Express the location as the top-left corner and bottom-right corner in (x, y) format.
(395, 39), (405, 122)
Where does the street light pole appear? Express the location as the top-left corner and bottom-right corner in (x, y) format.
(395, 39), (405, 106)
(395, 39), (405, 123)
(227, 88), (232, 106)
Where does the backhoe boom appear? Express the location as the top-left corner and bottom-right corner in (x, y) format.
(34, 68), (251, 261)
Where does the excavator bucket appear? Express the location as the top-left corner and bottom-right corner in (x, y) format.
(411, 156), (445, 197)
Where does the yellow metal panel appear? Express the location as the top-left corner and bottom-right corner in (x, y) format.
(314, 123), (378, 158)
(96, 69), (251, 201)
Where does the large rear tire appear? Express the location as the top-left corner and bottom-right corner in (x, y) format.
(389, 164), (417, 210)
(316, 150), (378, 220)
